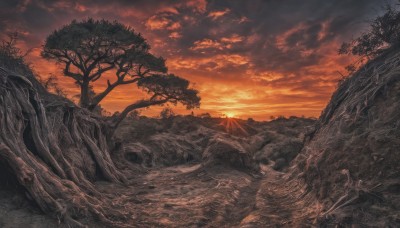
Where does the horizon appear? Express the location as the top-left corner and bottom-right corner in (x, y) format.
(0, 0), (394, 120)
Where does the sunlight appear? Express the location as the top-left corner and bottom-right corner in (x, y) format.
(219, 115), (249, 136)
(225, 112), (235, 118)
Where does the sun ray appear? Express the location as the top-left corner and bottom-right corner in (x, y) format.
(219, 115), (249, 136)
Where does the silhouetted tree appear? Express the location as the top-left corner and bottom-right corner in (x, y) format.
(198, 113), (212, 118)
(0, 32), (31, 73)
(127, 110), (141, 119)
(39, 74), (67, 97)
(247, 117), (255, 124)
(160, 107), (175, 119)
(339, 5), (400, 64)
(1, 33), (66, 97)
(42, 19), (200, 128)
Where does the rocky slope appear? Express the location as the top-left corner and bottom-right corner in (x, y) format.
(295, 47), (400, 227)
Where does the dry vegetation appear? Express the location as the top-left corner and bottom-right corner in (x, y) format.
(113, 115), (314, 170)
(295, 47), (400, 227)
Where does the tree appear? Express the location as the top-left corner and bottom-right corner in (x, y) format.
(339, 4), (400, 68)
(198, 112), (212, 118)
(42, 19), (200, 128)
(111, 74), (200, 129)
(0, 32), (31, 74)
(160, 107), (175, 119)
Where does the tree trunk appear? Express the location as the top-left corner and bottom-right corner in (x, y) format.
(88, 83), (116, 111)
(0, 68), (129, 227)
(80, 79), (90, 108)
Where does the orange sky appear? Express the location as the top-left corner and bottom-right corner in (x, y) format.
(1, 0), (387, 120)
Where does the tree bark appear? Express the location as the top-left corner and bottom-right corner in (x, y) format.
(88, 82), (116, 111)
(80, 79), (90, 108)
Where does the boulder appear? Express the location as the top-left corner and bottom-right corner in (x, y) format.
(202, 136), (258, 172)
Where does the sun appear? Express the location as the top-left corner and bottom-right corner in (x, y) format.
(219, 113), (248, 136)
(225, 112), (235, 118)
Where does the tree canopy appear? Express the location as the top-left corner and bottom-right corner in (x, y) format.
(42, 18), (200, 128)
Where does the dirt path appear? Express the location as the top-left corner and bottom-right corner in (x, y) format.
(0, 189), (61, 228)
(223, 173), (262, 226)
(237, 166), (319, 227)
(0, 162), (319, 227)
(94, 164), (317, 227)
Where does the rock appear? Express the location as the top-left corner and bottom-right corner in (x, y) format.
(202, 136), (259, 171)
(121, 143), (153, 167)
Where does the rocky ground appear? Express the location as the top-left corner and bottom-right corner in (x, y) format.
(0, 164), (311, 228)
(0, 116), (317, 227)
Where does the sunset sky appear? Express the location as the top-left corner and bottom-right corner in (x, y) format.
(0, 0), (393, 120)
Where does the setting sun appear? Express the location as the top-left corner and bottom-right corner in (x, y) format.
(225, 112), (235, 118)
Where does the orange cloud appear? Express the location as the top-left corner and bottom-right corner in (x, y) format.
(185, 0), (207, 13)
(190, 39), (225, 50)
(169, 32), (182, 39)
(190, 35), (244, 51)
(146, 15), (175, 30)
(208, 9), (230, 20)
(168, 54), (249, 70)
(74, 3), (87, 12)
(221, 34), (244, 43)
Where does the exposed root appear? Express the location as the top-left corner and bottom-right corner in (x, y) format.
(0, 68), (129, 226)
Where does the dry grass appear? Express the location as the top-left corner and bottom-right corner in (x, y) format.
(297, 47), (400, 227)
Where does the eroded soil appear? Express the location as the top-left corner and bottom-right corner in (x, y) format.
(93, 163), (317, 227)
(0, 162), (319, 227)
(0, 115), (318, 227)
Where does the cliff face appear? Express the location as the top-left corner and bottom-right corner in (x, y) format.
(296, 48), (400, 226)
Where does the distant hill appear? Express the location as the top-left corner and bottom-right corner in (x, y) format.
(114, 115), (315, 170)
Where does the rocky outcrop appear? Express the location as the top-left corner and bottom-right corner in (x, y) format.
(202, 136), (259, 172)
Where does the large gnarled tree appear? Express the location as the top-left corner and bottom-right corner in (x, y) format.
(42, 19), (200, 128)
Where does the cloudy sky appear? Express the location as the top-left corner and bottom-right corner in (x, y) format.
(0, 0), (393, 119)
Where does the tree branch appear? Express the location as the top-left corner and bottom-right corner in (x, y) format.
(76, 52), (86, 72)
(64, 61), (84, 82)
(88, 77), (139, 110)
(86, 52), (111, 73)
(120, 78), (139, 85)
(89, 65), (114, 81)
(63, 50), (86, 73)
(110, 98), (169, 131)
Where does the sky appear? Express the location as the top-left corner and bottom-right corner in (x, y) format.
(0, 0), (393, 120)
